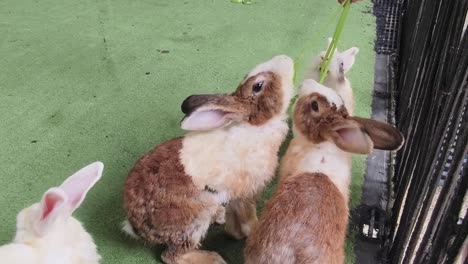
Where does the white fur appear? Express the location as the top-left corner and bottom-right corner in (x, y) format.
(300, 79), (344, 108)
(288, 135), (351, 201)
(284, 81), (356, 201)
(246, 55), (295, 114)
(181, 116), (290, 199)
(305, 41), (358, 115)
(181, 55), (294, 200)
(0, 162), (103, 264)
(121, 220), (140, 240)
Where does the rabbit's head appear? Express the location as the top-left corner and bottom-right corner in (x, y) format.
(294, 79), (404, 154)
(312, 38), (359, 81)
(180, 55), (294, 131)
(14, 162), (104, 246)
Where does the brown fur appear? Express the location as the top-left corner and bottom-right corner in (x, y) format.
(293, 93), (403, 154)
(219, 73), (284, 240)
(232, 72), (283, 126)
(123, 138), (218, 263)
(180, 72), (287, 241)
(294, 93), (349, 143)
(181, 72), (284, 127)
(124, 56), (293, 263)
(224, 197), (258, 239)
(245, 82), (404, 264)
(352, 116), (405, 150)
(244, 173), (348, 264)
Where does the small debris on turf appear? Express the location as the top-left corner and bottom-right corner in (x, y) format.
(146, 72), (150, 75)
(231, 0), (255, 4)
(31, 140), (37, 144)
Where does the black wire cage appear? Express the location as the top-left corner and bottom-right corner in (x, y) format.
(381, 0), (468, 263)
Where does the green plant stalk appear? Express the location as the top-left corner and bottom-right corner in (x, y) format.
(289, 4), (344, 115)
(289, 0), (352, 114)
(319, 0), (351, 84)
(292, 3), (343, 85)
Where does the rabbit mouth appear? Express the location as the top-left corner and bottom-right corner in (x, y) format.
(181, 94), (227, 116)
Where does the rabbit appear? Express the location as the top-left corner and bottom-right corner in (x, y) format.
(123, 55), (295, 264)
(0, 161), (104, 264)
(244, 79), (404, 264)
(306, 38), (359, 115)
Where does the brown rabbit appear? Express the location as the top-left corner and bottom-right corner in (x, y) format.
(244, 79), (404, 264)
(123, 55), (295, 264)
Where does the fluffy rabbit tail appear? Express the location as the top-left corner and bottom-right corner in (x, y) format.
(121, 220), (140, 240)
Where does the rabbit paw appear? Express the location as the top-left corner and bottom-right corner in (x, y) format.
(213, 206), (226, 225)
(177, 250), (227, 264)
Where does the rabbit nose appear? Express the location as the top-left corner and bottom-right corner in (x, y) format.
(181, 94), (225, 115)
(181, 95), (196, 115)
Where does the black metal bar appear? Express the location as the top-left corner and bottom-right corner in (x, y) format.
(445, 210), (468, 264)
(385, 0), (468, 262)
(389, 0), (449, 258)
(400, 1), (467, 262)
(428, 141), (468, 264)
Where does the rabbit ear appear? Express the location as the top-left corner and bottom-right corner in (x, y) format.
(36, 187), (67, 234)
(180, 94), (246, 131)
(59, 161), (104, 213)
(181, 109), (239, 131)
(328, 119), (374, 154)
(327, 117), (405, 154)
(340, 47), (359, 73)
(351, 117), (404, 151)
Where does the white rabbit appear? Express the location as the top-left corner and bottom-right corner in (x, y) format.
(306, 38), (359, 115)
(245, 80), (404, 264)
(0, 161), (104, 264)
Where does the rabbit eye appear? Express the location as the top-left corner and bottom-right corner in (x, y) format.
(311, 100), (319, 112)
(252, 81), (264, 94)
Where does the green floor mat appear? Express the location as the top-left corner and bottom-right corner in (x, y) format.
(0, 0), (375, 263)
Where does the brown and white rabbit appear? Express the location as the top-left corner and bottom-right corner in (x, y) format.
(244, 79), (404, 264)
(0, 161), (104, 264)
(306, 38), (359, 115)
(123, 55), (295, 264)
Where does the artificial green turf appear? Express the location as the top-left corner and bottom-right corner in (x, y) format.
(0, 0), (375, 263)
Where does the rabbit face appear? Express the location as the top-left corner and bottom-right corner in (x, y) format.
(15, 203), (94, 249)
(2, 162), (104, 264)
(294, 79), (404, 154)
(15, 203), (54, 243)
(181, 55), (294, 131)
(294, 79), (348, 143)
(311, 38), (359, 82)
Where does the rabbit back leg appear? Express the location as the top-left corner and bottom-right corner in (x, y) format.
(224, 197), (258, 240)
(161, 203), (219, 264)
